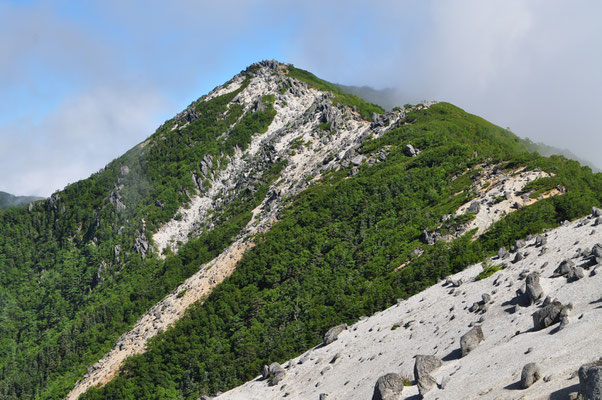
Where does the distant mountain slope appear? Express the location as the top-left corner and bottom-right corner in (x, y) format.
(0, 191), (43, 209)
(334, 84), (400, 111)
(0, 61), (600, 400)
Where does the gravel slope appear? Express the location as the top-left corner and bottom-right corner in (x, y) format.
(218, 212), (601, 400)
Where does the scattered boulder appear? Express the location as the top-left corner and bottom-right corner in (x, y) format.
(525, 272), (544, 305)
(513, 252), (524, 263)
(414, 355), (442, 397)
(350, 155), (364, 166)
(467, 201), (481, 214)
(593, 244), (602, 259)
(578, 359), (602, 400)
(403, 144), (420, 157)
(444, 278), (463, 287)
(535, 235), (547, 247)
(567, 266), (585, 282)
(552, 259), (576, 277)
(262, 362), (286, 386)
(372, 373), (404, 400)
(532, 301), (570, 331)
(498, 247), (509, 259)
(324, 324), (347, 345)
(520, 363), (542, 389)
(593, 207), (602, 217)
(460, 326), (484, 357)
(515, 239), (526, 249)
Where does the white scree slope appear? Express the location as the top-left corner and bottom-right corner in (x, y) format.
(219, 214), (601, 400)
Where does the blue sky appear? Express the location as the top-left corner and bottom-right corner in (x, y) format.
(1, 0), (601, 196)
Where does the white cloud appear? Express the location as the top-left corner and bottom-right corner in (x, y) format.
(0, 85), (169, 196)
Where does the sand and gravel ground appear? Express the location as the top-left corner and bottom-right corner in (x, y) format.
(219, 214), (601, 400)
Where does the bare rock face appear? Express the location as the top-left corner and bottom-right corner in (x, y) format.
(525, 272), (544, 305)
(414, 355), (442, 397)
(372, 373), (404, 400)
(323, 324), (347, 346)
(460, 326), (484, 357)
(520, 362), (541, 389)
(532, 301), (570, 331)
(578, 360), (602, 400)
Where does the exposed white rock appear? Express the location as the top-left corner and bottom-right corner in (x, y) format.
(218, 214), (602, 400)
(456, 166), (558, 237)
(68, 61), (427, 399)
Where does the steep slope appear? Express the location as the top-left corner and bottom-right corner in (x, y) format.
(219, 210), (602, 400)
(78, 92), (601, 397)
(0, 60), (600, 400)
(0, 60), (390, 400)
(0, 191), (43, 208)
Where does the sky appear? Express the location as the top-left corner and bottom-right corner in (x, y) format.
(1, 0), (601, 196)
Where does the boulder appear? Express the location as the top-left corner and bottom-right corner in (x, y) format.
(324, 324), (347, 345)
(460, 326), (484, 357)
(593, 207), (602, 217)
(467, 201), (481, 214)
(498, 247), (509, 259)
(350, 155), (364, 166)
(525, 272), (544, 305)
(521, 363), (542, 389)
(593, 244), (602, 259)
(372, 373), (404, 400)
(567, 266), (585, 282)
(414, 355), (442, 397)
(578, 360), (602, 400)
(268, 362), (285, 386)
(515, 239), (526, 249)
(535, 235), (547, 247)
(532, 301), (569, 330)
(553, 259), (576, 277)
(403, 144), (419, 157)
(513, 252), (524, 263)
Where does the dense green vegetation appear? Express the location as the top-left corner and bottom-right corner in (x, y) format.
(80, 103), (602, 400)
(286, 65), (385, 120)
(0, 71), (278, 400)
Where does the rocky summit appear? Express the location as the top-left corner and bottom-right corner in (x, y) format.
(0, 60), (600, 400)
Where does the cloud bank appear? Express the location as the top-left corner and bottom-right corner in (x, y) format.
(1, 0), (600, 196)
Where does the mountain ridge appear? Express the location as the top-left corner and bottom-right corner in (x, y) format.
(0, 60), (599, 400)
